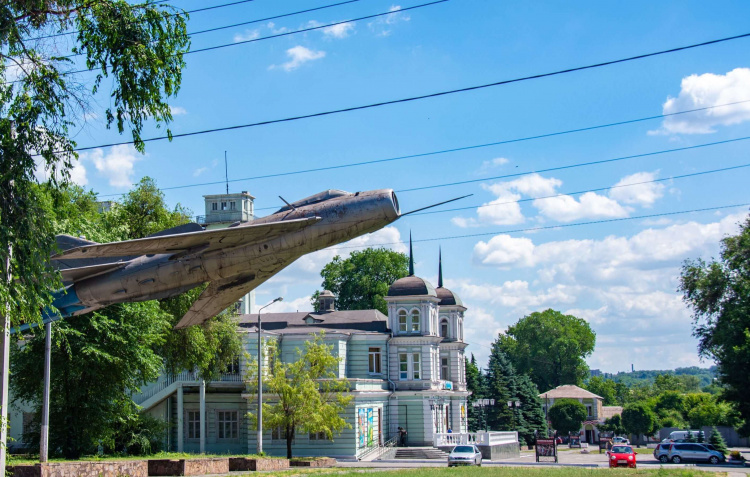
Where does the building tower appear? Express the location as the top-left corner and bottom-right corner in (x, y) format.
(197, 191), (256, 313)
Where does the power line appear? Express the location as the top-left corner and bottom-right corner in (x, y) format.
(49, 1), (447, 71)
(32, 30), (750, 153)
(95, 99), (750, 198)
(396, 135), (750, 193)
(410, 163), (750, 216)
(336, 203), (750, 249)
(24, 0), (260, 42)
(60, 0), (369, 60)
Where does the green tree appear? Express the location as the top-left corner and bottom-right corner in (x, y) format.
(621, 402), (656, 446)
(313, 248), (408, 314)
(1, 0), (189, 331)
(680, 215), (750, 435)
(246, 334), (354, 458)
(496, 309), (596, 391)
(12, 301), (171, 458)
(708, 426), (728, 455)
(485, 340), (519, 431)
(599, 414), (626, 436)
(118, 177), (191, 239)
(548, 399), (587, 436)
(465, 354), (485, 432)
(12, 180), (242, 457)
(585, 376), (619, 405)
(654, 391), (686, 417)
(515, 374), (547, 443)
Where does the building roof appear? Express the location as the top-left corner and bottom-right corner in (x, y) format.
(436, 286), (463, 307)
(238, 309), (389, 334)
(601, 406), (623, 419)
(538, 384), (603, 400)
(387, 275), (437, 297)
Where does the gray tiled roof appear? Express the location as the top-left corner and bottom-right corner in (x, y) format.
(538, 384), (603, 400)
(387, 275), (437, 297)
(436, 286), (463, 307)
(238, 309), (389, 333)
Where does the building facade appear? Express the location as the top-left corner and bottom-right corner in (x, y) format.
(130, 248), (469, 459)
(539, 384), (622, 443)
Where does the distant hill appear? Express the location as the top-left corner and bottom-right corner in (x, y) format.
(600, 366), (718, 388)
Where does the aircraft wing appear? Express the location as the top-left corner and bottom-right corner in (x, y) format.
(51, 217), (321, 260)
(174, 274), (262, 329)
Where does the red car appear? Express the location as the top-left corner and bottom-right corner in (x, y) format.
(609, 445), (637, 468)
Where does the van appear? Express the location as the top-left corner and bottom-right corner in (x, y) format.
(668, 430), (703, 442)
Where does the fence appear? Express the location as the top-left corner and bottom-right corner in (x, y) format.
(434, 431), (518, 447)
(133, 371), (243, 405)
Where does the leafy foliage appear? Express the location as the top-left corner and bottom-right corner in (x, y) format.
(621, 402), (656, 443)
(11, 179), (242, 457)
(245, 334), (354, 458)
(495, 309), (596, 391)
(599, 414), (625, 436)
(313, 248), (408, 314)
(548, 399), (587, 436)
(0, 0), (189, 329)
(680, 215), (750, 436)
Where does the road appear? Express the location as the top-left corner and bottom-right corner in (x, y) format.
(338, 448), (750, 474)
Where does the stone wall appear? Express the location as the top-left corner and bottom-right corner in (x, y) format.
(148, 458), (229, 476)
(228, 458), (289, 471)
(290, 457), (337, 467)
(9, 461), (147, 477)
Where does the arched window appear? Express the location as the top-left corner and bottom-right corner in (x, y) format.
(398, 309), (407, 332)
(410, 309), (420, 332)
(440, 319), (449, 338)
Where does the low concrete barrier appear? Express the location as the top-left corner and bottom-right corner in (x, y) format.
(9, 461), (147, 477)
(147, 458), (229, 476)
(290, 457), (337, 467)
(228, 457), (290, 471)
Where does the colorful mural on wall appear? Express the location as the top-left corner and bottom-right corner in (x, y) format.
(357, 407), (375, 448)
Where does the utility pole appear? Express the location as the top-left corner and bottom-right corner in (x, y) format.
(257, 297), (282, 454)
(40, 322), (52, 462)
(0, 183), (13, 477)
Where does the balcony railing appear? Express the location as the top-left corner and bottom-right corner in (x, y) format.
(434, 431), (518, 447)
(132, 370), (243, 405)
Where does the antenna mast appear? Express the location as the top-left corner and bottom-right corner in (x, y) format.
(224, 151), (229, 195)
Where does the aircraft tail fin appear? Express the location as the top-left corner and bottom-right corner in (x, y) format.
(55, 234), (98, 252)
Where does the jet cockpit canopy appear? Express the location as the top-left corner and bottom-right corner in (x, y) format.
(275, 189), (351, 213)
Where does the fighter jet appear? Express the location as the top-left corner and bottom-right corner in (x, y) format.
(38, 189), (402, 331)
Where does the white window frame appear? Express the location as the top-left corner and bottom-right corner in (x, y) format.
(398, 309), (407, 332)
(187, 410), (201, 440)
(410, 309), (420, 333)
(211, 202), (218, 211)
(217, 410), (239, 440)
(368, 347), (382, 374)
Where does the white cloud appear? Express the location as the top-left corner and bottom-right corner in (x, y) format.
(35, 157), (88, 186)
(322, 21), (355, 38)
(368, 5), (411, 36)
(650, 68), (750, 135)
(270, 46), (326, 72)
(170, 106), (187, 116)
(233, 29), (260, 43)
(609, 171), (665, 207)
(84, 144), (141, 188)
(193, 167), (208, 177)
(478, 157), (509, 172)
(266, 22), (289, 34)
(533, 191), (629, 222)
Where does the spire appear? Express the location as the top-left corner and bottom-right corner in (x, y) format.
(408, 231), (414, 276)
(438, 246), (443, 288)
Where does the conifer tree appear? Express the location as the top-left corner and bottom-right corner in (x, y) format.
(708, 427), (728, 455)
(516, 374), (547, 443)
(465, 354), (485, 431)
(486, 340), (521, 431)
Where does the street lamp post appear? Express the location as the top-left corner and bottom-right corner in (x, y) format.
(471, 399), (495, 432)
(257, 297), (282, 455)
(507, 400), (521, 431)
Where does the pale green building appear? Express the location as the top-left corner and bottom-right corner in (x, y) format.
(134, 249), (470, 459)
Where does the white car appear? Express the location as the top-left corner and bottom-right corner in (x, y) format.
(447, 445), (483, 467)
(612, 437), (630, 445)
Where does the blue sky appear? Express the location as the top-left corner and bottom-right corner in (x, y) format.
(40, 0), (750, 373)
